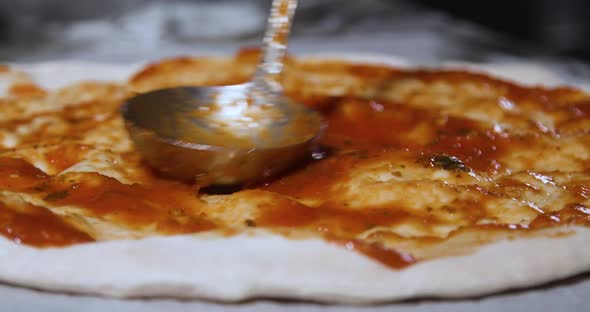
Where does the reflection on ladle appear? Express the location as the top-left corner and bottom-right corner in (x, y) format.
(122, 0), (323, 186)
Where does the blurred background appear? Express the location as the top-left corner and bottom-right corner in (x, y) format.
(1, 0), (589, 81)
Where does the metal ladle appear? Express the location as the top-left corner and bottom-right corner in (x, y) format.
(122, 0), (322, 186)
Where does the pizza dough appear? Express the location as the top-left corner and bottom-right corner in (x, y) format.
(0, 54), (589, 303)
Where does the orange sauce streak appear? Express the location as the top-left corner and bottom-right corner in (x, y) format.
(256, 199), (416, 236)
(529, 204), (590, 228)
(0, 202), (93, 247)
(45, 144), (91, 172)
(8, 83), (47, 98)
(263, 153), (359, 199)
(48, 173), (217, 234)
(0, 158), (49, 192)
(0, 157), (216, 240)
(331, 238), (416, 269)
(570, 101), (590, 118)
(320, 99), (434, 150)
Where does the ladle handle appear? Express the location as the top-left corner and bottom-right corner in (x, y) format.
(251, 0), (298, 99)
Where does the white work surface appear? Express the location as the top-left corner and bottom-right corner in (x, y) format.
(2, 274), (589, 311)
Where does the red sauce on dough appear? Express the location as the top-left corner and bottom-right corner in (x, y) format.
(1, 58), (590, 270)
(332, 239), (416, 269)
(0, 202), (93, 247)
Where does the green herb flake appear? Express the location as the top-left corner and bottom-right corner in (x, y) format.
(433, 155), (468, 171)
(456, 128), (476, 136)
(364, 223), (376, 230)
(418, 153), (470, 172)
(32, 183), (49, 192)
(43, 190), (69, 201)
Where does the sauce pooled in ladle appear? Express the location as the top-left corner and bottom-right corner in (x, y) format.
(122, 0), (322, 186)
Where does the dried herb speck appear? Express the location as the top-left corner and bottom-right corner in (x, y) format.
(43, 190), (69, 201)
(418, 153), (470, 172)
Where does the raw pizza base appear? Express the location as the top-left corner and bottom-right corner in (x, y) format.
(0, 55), (589, 303)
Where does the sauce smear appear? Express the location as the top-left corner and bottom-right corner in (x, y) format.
(1, 60), (590, 271)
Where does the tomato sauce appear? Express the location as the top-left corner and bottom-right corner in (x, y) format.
(1, 59), (589, 270)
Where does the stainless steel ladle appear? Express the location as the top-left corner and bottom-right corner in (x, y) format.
(122, 0), (322, 186)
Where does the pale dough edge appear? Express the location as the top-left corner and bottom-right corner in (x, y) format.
(0, 228), (589, 304)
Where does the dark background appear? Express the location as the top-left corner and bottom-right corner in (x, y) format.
(419, 0), (590, 59)
(0, 0), (588, 67)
